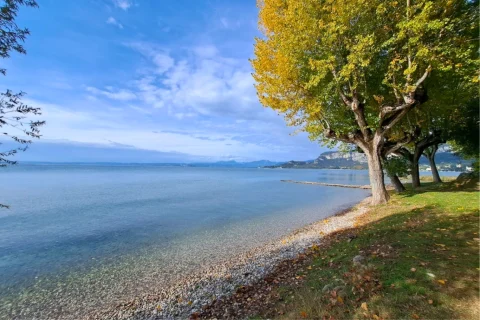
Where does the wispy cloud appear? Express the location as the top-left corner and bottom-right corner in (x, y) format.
(86, 86), (136, 101)
(220, 17), (229, 28)
(106, 17), (123, 29)
(127, 42), (174, 74)
(112, 0), (132, 11)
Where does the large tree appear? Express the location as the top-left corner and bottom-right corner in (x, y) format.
(252, 0), (478, 204)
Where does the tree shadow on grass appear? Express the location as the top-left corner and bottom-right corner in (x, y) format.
(398, 180), (479, 197)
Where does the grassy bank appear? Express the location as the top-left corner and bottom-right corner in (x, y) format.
(244, 179), (479, 320)
(205, 181), (472, 320)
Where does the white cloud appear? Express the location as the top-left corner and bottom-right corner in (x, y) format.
(106, 16), (123, 29)
(16, 99), (286, 160)
(86, 86), (136, 101)
(128, 43), (267, 121)
(113, 0), (132, 11)
(8, 94), (326, 161)
(192, 45), (218, 58)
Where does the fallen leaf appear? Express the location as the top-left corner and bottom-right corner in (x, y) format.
(300, 311), (308, 318)
(361, 302), (368, 311)
(337, 296), (344, 304)
(437, 279), (447, 285)
(411, 268), (417, 272)
(412, 314), (420, 319)
(428, 299), (433, 304)
(373, 315), (380, 320)
(190, 313), (199, 320)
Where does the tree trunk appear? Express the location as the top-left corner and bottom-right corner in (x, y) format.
(428, 155), (442, 183)
(411, 157), (421, 188)
(424, 145), (442, 183)
(388, 173), (406, 192)
(366, 150), (390, 205)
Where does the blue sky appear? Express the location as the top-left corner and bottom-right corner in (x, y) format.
(0, 0), (329, 162)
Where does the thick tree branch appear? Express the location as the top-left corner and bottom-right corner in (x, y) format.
(339, 91), (351, 107)
(415, 65), (432, 87)
(323, 128), (369, 151)
(423, 144), (438, 159)
(380, 102), (414, 117)
(323, 128), (353, 144)
(351, 100), (371, 140)
(393, 147), (413, 162)
(383, 130), (419, 156)
(381, 106), (413, 134)
(417, 135), (445, 151)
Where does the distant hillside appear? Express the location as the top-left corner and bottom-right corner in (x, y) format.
(265, 149), (470, 171)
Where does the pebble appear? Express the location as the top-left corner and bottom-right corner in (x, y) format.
(353, 255), (365, 265)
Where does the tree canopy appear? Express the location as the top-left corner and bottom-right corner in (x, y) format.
(252, 0), (478, 204)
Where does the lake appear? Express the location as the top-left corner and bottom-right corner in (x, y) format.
(0, 165), (455, 318)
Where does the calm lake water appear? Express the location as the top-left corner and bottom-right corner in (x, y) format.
(0, 165), (457, 318)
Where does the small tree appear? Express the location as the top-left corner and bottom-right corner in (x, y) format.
(394, 131), (445, 188)
(252, 0), (478, 204)
(0, 0), (43, 208)
(389, 62), (477, 187)
(449, 98), (480, 172)
(0, 0), (43, 167)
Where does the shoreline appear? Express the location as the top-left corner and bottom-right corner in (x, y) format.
(92, 196), (372, 319)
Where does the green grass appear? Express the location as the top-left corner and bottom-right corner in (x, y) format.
(268, 181), (480, 319)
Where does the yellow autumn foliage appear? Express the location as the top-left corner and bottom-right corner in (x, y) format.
(251, 0), (478, 142)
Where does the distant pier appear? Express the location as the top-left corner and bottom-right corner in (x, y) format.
(280, 180), (372, 189)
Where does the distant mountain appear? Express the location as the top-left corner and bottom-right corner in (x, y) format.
(265, 149), (470, 171)
(265, 151), (367, 169)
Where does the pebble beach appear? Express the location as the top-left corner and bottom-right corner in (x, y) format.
(89, 197), (372, 320)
